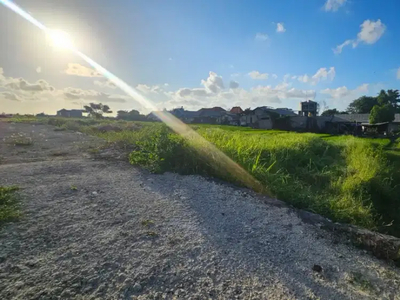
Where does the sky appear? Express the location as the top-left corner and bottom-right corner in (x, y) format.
(0, 0), (399, 115)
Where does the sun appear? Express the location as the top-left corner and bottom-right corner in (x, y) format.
(47, 29), (74, 49)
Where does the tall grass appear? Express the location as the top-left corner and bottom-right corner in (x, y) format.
(123, 125), (400, 236)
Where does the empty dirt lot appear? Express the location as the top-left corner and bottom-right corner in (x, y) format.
(1, 122), (400, 299)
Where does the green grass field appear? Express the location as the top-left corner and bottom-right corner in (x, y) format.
(7, 116), (400, 237)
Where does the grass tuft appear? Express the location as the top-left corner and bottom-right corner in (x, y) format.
(0, 186), (20, 224)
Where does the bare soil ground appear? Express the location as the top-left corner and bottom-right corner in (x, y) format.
(1, 122), (400, 299)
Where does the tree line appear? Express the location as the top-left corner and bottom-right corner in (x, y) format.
(83, 103), (147, 121)
(321, 89), (400, 124)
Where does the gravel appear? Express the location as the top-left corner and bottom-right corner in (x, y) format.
(1, 122), (400, 299)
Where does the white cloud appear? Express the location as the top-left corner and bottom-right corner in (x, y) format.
(276, 23), (286, 33)
(297, 67), (336, 85)
(282, 74), (292, 82)
(248, 71), (268, 80)
(255, 33), (269, 41)
(297, 74), (309, 83)
(334, 19), (386, 54)
(320, 83), (368, 99)
(136, 84), (164, 94)
(229, 80), (239, 89)
(164, 83), (169, 87)
(4, 78), (55, 92)
(272, 74), (278, 79)
(1, 92), (21, 102)
(357, 19), (386, 44)
(201, 71), (224, 93)
(0, 67), (127, 104)
(397, 67), (400, 80)
(62, 87), (128, 103)
(231, 73), (240, 77)
(333, 40), (354, 54)
(324, 0), (347, 12)
(94, 80), (117, 89)
(64, 63), (102, 77)
(36, 67), (41, 73)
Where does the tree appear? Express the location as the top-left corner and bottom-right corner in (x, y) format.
(116, 109), (145, 121)
(377, 89), (400, 111)
(347, 96), (378, 114)
(321, 109), (339, 116)
(369, 104), (395, 124)
(243, 108), (252, 115)
(84, 103), (112, 118)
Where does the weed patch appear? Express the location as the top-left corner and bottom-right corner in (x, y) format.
(4, 133), (33, 146)
(0, 186), (20, 224)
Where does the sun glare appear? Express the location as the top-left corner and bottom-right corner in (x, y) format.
(47, 29), (74, 49)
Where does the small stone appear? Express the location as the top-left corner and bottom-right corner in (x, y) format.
(132, 282), (142, 293)
(312, 264), (322, 272)
(14, 281), (24, 288)
(92, 191), (98, 196)
(117, 274), (127, 283)
(25, 261), (36, 268)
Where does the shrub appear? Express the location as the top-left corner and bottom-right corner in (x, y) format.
(62, 120), (81, 131)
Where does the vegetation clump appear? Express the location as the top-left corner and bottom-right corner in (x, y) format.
(0, 186), (20, 224)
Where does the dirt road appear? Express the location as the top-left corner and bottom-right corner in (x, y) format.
(0, 122), (399, 299)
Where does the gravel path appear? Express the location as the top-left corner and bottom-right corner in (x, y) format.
(1, 122), (400, 299)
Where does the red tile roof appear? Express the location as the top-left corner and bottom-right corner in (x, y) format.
(230, 106), (243, 114)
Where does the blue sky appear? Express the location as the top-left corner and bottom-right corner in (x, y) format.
(0, 0), (399, 114)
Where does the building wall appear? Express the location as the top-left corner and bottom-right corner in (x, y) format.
(258, 119), (273, 129)
(389, 123), (400, 133)
(70, 111), (82, 118)
(289, 116), (308, 130)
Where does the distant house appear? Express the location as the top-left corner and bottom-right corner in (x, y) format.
(198, 107), (226, 113)
(170, 108), (200, 123)
(299, 100), (318, 116)
(230, 106), (243, 114)
(57, 109), (83, 118)
(218, 113), (240, 126)
(246, 107), (297, 129)
(334, 113), (400, 134)
(195, 108), (226, 124)
(332, 114), (370, 123)
(147, 111), (163, 121)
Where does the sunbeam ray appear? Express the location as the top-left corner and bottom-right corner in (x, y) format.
(0, 0), (264, 193)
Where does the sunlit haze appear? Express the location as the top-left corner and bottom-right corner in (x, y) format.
(47, 29), (74, 50)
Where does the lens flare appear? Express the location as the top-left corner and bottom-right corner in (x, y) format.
(47, 29), (74, 50)
(0, 0), (265, 193)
